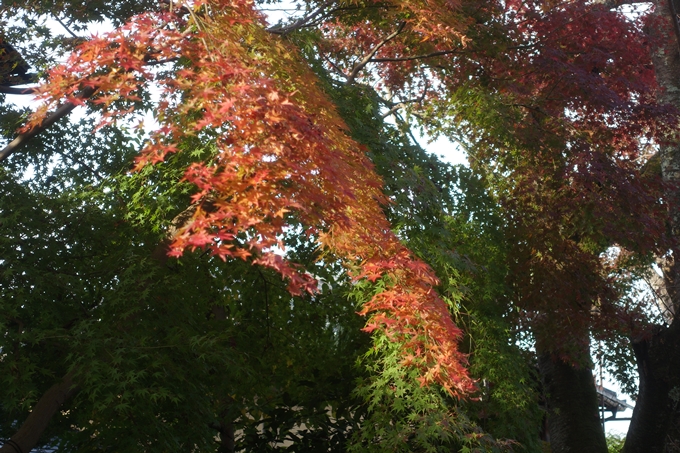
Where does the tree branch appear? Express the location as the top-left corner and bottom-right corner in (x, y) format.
(370, 48), (459, 63)
(150, 196), (217, 266)
(0, 86), (97, 163)
(0, 85), (37, 95)
(266, 0), (336, 35)
(52, 14), (80, 39)
(594, 0), (651, 8)
(0, 371), (79, 453)
(392, 110), (425, 149)
(320, 52), (348, 80)
(380, 81), (429, 118)
(0, 47), (177, 163)
(345, 21), (406, 85)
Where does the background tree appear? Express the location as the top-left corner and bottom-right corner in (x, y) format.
(0, 3), (538, 451)
(618, 1), (680, 451)
(304, 0), (671, 451)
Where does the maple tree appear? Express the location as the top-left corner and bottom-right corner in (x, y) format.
(21, 0), (475, 398)
(300, 0), (673, 449)
(0, 1), (520, 451)
(1, 0), (679, 451)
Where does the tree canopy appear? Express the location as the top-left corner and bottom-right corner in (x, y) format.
(1, 0), (679, 452)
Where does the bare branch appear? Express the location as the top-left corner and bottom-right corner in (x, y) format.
(380, 81), (429, 118)
(370, 49), (459, 63)
(346, 21), (406, 85)
(391, 110), (425, 148)
(266, 0), (336, 35)
(592, 0), (650, 8)
(381, 102), (406, 119)
(321, 52), (348, 79)
(144, 56), (180, 66)
(52, 14), (80, 39)
(0, 85), (37, 95)
(0, 86), (96, 163)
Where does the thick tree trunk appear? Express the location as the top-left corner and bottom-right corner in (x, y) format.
(537, 346), (607, 453)
(0, 372), (78, 453)
(624, 324), (680, 453)
(623, 1), (680, 451)
(216, 420), (236, 453)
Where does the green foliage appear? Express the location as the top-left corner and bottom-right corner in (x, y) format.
(606, 433), (625, 453)
(0, 3), (572, 452)
(326, 81), (543, 452)
(0, 141), (370, 451)
(0, 94), (372, 451)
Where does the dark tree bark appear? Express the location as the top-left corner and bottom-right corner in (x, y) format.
(215, 420), (236, 453)
(537, 343), (607, 453)
(620, 1), (680, 452)
(0, 372), (78, 453)
(624, 325), (680, 453)
(622, 1), (680, 451)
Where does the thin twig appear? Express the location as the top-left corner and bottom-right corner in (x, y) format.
(52, 14), (79, 39)
(370, 48), (459, 63)
(52, 147), (105, 182)
(380, 80), (429, 118)
(159, 0), (191, 15)
(321, 52), (348, 80)
(144, 57), (180, 66)
(266, 0), (336, 35)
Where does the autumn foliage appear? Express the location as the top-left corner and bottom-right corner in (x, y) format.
(14, 0), (677, 419)
(7, 0), (680, 450)
(24, 0), (475, 396)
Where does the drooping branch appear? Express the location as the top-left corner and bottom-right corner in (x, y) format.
(345, 21), (406, 85)
(0, 49), (178, 163)
(0, 371), (79, 453)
